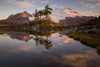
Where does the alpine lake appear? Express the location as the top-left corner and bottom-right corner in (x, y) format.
(0, 28), (100, 67)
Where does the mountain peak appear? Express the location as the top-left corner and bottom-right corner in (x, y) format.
(55, 8), (72, 10)
(7, 11), (32, 20)
(51, 8), (84, 22)
(23, 11), (29, 14)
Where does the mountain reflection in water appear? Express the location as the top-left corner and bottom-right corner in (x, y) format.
(0, 29), (100, 67)
(6, 30), (57, 50)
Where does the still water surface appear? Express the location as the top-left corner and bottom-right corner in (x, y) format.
(0, 30), (100, 67)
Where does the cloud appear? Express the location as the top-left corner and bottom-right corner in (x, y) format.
(5, 0), (15, 3)
(88, 0), (100, 2)
(0, 18), (2, 20)
(2, 0), (49, 8)
(82, 11), (93, 14)
(40, 0), (49, 3)
(15, 0), (34, 8)
(51, 5), (56, 7)
(89, 3), (100, 8)
(81, 0), (100, 9)
(37, 7), (44, 10)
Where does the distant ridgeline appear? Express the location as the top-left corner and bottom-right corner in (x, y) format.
(59, 16), (94, 26)
(61, 16), (100, 34)
(0, 8), (94, 26)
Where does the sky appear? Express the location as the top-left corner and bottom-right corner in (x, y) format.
(0, 0), (100, 20)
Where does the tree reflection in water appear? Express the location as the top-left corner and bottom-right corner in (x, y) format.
(34, 35), (52, 50)
(32, 31), (54, 50)
(2, 29), (57, 50)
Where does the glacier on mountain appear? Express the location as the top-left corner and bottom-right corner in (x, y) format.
(50, 8), (83, 22)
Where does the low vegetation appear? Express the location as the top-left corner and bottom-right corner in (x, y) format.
(67, 32), (100, 47)
(16, 19), (66, 31)
(0, 23), (10, 27)
(67, 32), (100, 55)
(96, 46), (100, 55)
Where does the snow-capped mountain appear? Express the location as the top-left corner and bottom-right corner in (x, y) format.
(0, 8), (84, 24)
(51, 8), (83, 22)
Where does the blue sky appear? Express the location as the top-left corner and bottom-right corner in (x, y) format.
(0, 0), (100, 20)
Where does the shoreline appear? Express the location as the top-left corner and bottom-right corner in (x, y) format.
(66, 32), (100, 55)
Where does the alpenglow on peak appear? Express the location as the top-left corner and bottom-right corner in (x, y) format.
(51, 8), (83, 22)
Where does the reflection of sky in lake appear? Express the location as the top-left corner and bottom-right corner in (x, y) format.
(0, 32), (100, 67)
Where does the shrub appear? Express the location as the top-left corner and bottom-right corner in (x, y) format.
(67, 32), (100, 48)
(80, 36), (92, 44)
(96, 46), (100, 55)
(88, 31), (96, 34)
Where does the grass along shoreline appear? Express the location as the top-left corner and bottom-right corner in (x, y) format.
(66, 32), (100, 54)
